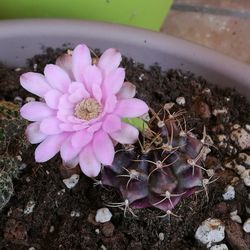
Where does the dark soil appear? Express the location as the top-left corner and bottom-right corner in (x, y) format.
(0, 48), (249, 250)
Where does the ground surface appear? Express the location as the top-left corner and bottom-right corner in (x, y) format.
(0, 49), (249, 249)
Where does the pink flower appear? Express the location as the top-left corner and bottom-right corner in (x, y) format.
(20, 44), (148, 177)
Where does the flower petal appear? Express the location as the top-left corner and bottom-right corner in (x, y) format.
(83, 65), (102, 93)
(102, 114), (121, 133)
(102, 68), (125, 97)
(56, 53), (74, 80)
(71, 130), (93, 148)
(20, 72), (51, 97)
(25, 122), (47, 144)
(44, 64), (71, 92)
(44, 89), (62, 109)
(40, 117), (61, 135)
(92, 84), (102, 103)
(59, 94), (74, 110)
(35, 133), (69, 162)
(68, 81), (90, 103)
(114, 98), (149, 118)
(20, 102), (55, 121)
(116, 81), (136, 99)
(98, 48), (122, 74)
(79, 144), (101, 177)
(72, 44), (92, 82)
(60, 137), (82, 161)
(110, 123), (139, 144)
(103, 95), (117, 114)
(63, 155), (79, 169)
(93, 130), (114, 165)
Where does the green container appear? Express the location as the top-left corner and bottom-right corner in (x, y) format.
(0, 0), (173, 31)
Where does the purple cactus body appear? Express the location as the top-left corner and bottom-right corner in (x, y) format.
(101, 115), (204, 212)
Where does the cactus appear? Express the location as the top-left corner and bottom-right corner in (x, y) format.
(101, 108), (210, 214)
(0, 101), (28, 210)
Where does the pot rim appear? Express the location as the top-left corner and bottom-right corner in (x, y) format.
(0, 19), (250, 98)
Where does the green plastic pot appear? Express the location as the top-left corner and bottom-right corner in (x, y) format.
(0, 0), (173, 31)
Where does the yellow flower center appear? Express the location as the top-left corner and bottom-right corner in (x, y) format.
(74, 98), (102, 121)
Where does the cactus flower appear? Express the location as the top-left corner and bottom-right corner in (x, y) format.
(20, 44), (148, 177)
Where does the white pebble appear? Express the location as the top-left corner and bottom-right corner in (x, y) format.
(57, 189), (65, 195)
(176, 96), (186, 106)
(243, 218), (250, 233)
(63, 174), (80, 189)
(95, 228), (100, 234)
(14, 96), (23, 104)
(24, 201), (36, 215)
(230, 210), (242, 224)
(25, 97), (36, 103)
(70, 211), (80, 217)
(95, 208), (112, 223)
(158, 232), (164, 241)
(231, 128), (250, 150)
(212, 108), (228, 116)
(245, 124), (250, 131)
(195, 218), (225, 247)
(210, 244), (228, 250)
(14, 67), (22, 72)
(222, 185), (235, 200)
(100, 245), (107, 250)
(49, 225), (55, 233)
(241, 169), (250, 186)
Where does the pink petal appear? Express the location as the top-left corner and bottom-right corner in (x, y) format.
(110, 123), (139, 144)
(44, 64), (71, 92)
(59, 123), (75, 132)
(59, 94), (74, 109)
(93, 130), (114, 165)
(83, 65), (102, 93)
(40, 117), (61, 135)
(102, 68), (125, 97)
(63, 156), (79, 169)
(20, 72), (51, 97)
(98, 48), (122, 74)
(56, 53), (74, 80)
(20, 102), (55, 121)
(60, 137), (82, 161)
(114, 98), (149, 118)
(72, 44), (92, 82)
(71, 130), (93, 148)
(116, 81), (136, 99)
(57, 108), (74, 122)
(79, 144), (101, 177)
(35, 133), (69, 162)
(92, 84), (102, 103)
(87, 122), (102, 133)
(44, 89), (62, 109)
(102, 114), (121, 133)
(25, 122), (47, 144)
(103, 95), (117, 113)
(68, 81), (90, 103)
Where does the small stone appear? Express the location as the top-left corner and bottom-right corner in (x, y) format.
(26, 177), (31, 183)
(210, 244), (228, 250)
(243, 218), (250, 233)
(213, 108), (228, 116)
(222, 185), (235, 200)
(33, 63), (38, 71)
(28, 247), (36, 250)
(232, 124), (241, 130)
(176, 96), (186, 106)
(241, 169), (250, 186)
(158, 232), (164, 241)
(19, 163), (27, 170)
(62, 174), (80, 189)
(235, 164), (246, 175)
(195, 218), (225, 247)
(49, 225), (55, 233)
(70, 211), (80, 217)
(231, 128), (250, 150)
(16, 155), (22, 161)
(230, 211), (242, 224)
(14, 67), (22, 72)
(141, 112), (150, 122)
(57, 189), (65, 195)
(245, 124), (250, 131)
(14, 96), (23, 104)
(95, 228), (100, 234)
(100, 245), (107, 250)
(138, 73), (144, 81)
(24, 201), (35, 215)
(101, 222), (115, 237)
(202, 88), (211, 94)
(218, 134), (227, 142)
(95, 208), (112, 223)
(25, 97), (36, 103)
(239, 153), (250, 166)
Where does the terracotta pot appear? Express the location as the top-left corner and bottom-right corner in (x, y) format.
(0, 19), (249, 99)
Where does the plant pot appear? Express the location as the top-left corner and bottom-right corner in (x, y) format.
(0, 19), (250, 99)
(0, 0), (173, 31)
(1, 20), (250, 249)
